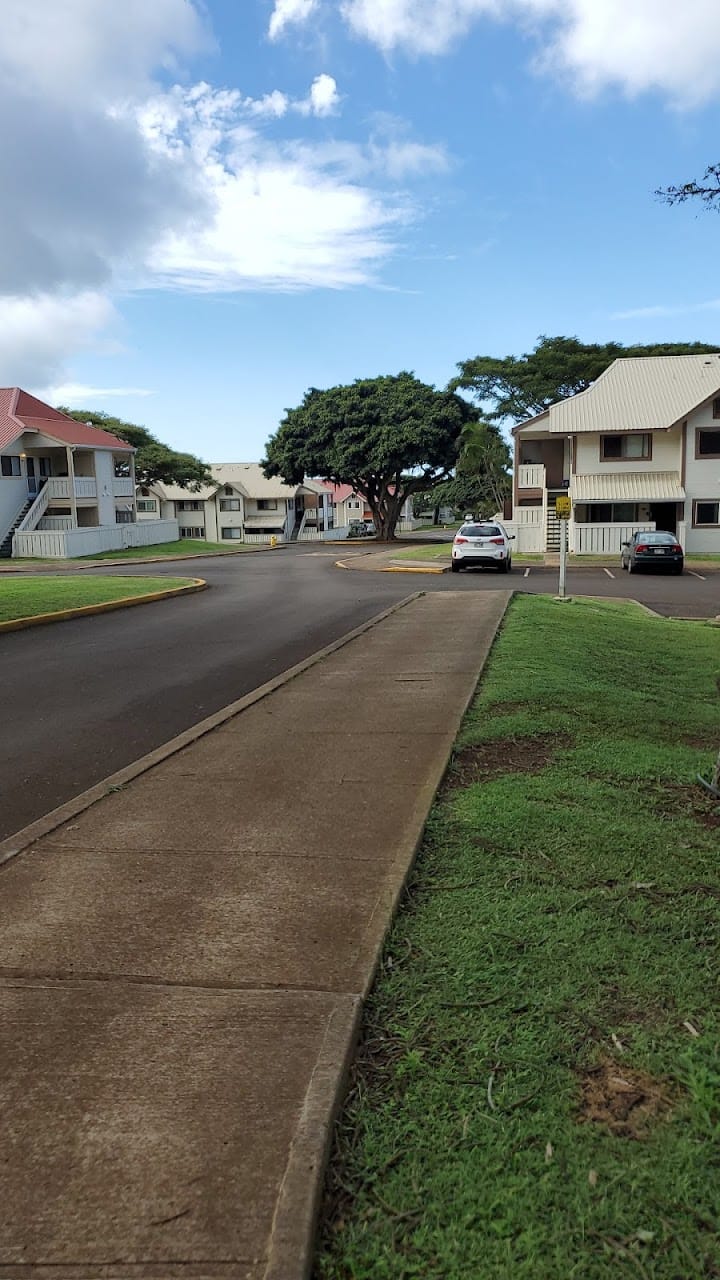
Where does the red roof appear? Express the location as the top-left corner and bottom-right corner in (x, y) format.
(0, 388), (134, 452)
(315, 480), (359, 503)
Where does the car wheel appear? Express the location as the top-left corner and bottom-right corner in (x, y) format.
(451, 561), (460, 573)
(498, 559), (510, 574)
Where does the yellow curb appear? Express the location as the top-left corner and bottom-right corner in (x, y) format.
(0, 578), (207, 633)
(381, 565), (448, 574)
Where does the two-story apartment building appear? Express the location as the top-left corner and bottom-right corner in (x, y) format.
(508, 354), (720, 555)
(137, 465), (336, 542)
(0, 388), (175, 558)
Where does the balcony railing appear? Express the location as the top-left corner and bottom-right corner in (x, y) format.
(47, 477), (97, 500)
(113, 478), (134, 497)
(517, 464), (546, 490)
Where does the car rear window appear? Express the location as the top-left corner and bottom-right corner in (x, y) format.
(460, 524), (501, 537)
(638, 531), (677, 543)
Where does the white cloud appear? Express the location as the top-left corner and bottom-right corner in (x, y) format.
(48, 385), (155, 402)
(305, 73), (341, 116)
(613, 298), (720, 320)
(275, 0), (720, 105)
(0, 293), (119, 388)
(269, 0), (320, 41)
(243, 74), (340, 118)
(141, 85), (406, 291)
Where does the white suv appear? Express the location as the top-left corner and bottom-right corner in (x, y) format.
(451, 521), (514, 573)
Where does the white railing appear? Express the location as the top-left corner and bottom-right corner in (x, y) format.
(47, 477), (97, 500)
(572, 522), (655, 555)
(113, 478), (134, 497)
(298, 527), (347, 541)
(514, 507), (543, 527)
(502, 520), (544, 553)
(13, 518), (179, 559)
(244, 532), (285, 544)
(17, 484), (49, 532)
(38, 515), (73, 530)
(518, 464), (546, 489)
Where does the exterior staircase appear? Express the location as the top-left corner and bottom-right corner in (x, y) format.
(290, 510), (305, 542)
(0, 499), (33, 558)
(545, 496), (562, 553)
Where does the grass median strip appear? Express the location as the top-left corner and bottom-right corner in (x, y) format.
(0, 575), (193, 622)
(316, 595), (720, 1280)
(80, 538), (256, 560)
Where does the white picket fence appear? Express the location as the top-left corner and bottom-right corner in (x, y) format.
(572, 523), (655, 555)
(13, 518), (179, 559)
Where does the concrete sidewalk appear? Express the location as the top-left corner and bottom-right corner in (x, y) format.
(0, 590), (509, 1280)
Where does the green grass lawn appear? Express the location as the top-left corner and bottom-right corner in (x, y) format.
(394, 543), (544, 563)
(0, 576), (191, 621)
(316, 595), (720, 1280)
(81, 538), (255, 560)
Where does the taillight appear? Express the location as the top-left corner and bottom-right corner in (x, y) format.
(455, 536), (468, 544)
(489, 537), (504, 545)
(672, 545), (682, 554)
(635, 544), (648, 553)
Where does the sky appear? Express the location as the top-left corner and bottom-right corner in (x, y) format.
(2, 0), (720, 461)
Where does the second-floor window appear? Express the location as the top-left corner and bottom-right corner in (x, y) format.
(178, 499), (201, 511)
(257, 499), (278, 510)
(220, 498), (241, 511)
(137, 499), (157, 512)
(696, 428), (720, 458)
(1, 455), (21, 476)
(600, 433), (651, 461)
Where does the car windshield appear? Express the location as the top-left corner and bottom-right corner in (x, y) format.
(637, 532), (677, 544)
(460, 525), (501, 537)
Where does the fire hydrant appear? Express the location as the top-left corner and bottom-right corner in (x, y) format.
(270, 535), (277, 549)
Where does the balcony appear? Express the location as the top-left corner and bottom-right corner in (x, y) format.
(113, 478), (134, 497)
(517, 464), (546, 490)
(47, 477), (97, 500)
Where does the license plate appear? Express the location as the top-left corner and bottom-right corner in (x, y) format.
(653, 549), (665, 555)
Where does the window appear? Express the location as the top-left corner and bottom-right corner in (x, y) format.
(696, 428), (720, 458)
(600, 434), (651, 460)
(222, 526), (243, 539)
(224, 485), (234, 496)
(178, 499), (201, 511)
(693, 501), (720, 527)
(713, 398), (720, 419)
(220, 498), (242, 511)
(39, 458), (52, 477)
(180, 526), (204, 538)
(137, 499), (157, 512)
(257, 498), (278, 511)
(115, 510), (134, 524)
(585, 503), (640, 523)
(1, 455), (21, 477)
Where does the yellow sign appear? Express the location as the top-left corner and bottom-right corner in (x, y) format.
(555, 496), (572, 520)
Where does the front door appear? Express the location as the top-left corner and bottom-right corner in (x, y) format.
(26, 457), (37, 495)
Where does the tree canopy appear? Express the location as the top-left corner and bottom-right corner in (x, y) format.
(263, 372), (478, 540)
(58, 409), (213, 489)
(451, 335), (720, 424)
(656, 164), (720, 209)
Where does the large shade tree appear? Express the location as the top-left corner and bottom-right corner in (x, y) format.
(263, 372), (478, 540)
(451, 335), (719, 424)
(58, 409), (213, 489)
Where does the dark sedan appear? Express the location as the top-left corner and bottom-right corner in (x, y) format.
(621, 530), (684, 574)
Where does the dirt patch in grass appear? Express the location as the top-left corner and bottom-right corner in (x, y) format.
(681, 733), (719, 750)
(444, 733), (562, 790)
(650, 781), (720, 829)
(578, 1060), (674, 1138)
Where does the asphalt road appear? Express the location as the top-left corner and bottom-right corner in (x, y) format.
(0, 545), (717, 839)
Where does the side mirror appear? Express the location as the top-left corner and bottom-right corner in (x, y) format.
(509, 534), (515, 540)
(621, 542), (630, 548)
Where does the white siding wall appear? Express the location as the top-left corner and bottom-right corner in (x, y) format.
(216, 496), (244, 543)
(0, 450), (29, 539)
(574, 426), (682, 475)
(94, 450), (116, 525)
(684, 404), (720, 553)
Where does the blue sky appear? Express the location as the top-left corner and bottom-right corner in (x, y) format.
(2, 0), (720, 459)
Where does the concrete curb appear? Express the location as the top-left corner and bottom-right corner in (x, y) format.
(0, 577), (207, 634)
(0, 545), (284, 573)
(0, 592), (422, 867)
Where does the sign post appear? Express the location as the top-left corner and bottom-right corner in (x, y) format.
(555, 496), (572, 600)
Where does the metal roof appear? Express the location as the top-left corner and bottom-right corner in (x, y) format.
(546, 354), (720, 434)
(570, 470), (685, 503)
(0, 387), (134, 451)
(211, 463), (299, 500)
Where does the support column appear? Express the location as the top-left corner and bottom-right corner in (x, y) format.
(66, 446), (78, 529)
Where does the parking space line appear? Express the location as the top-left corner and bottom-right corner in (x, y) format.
(524, 568), (530, 578)
(603, 568), (615, 579)
(688, 570), (706, 580)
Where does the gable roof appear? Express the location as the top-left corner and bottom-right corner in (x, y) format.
(0, 388), (134, 451)
(314, 480), (357, 503)
(544, 354), (720, 435)
(148, 481), (218, 503)
(211, 463), (300, 500)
